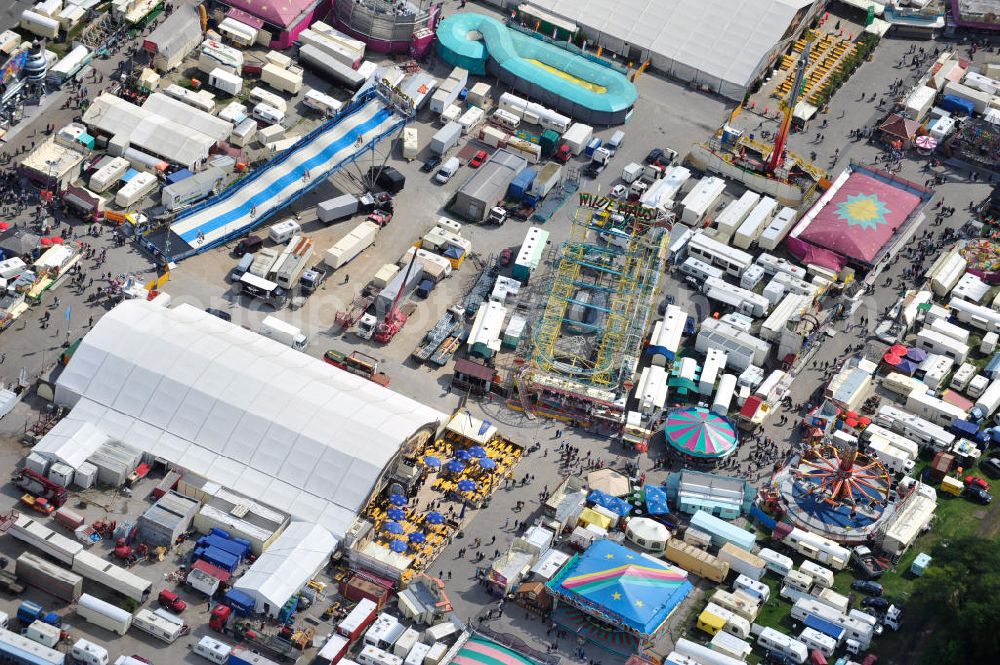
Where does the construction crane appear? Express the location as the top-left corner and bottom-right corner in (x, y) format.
(374, 252), (419, 343)
(768, 40), (812, 174)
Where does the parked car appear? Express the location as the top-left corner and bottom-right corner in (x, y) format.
(234, 235), (263, 255)
(499, 247), (513, 267)
(861, 596), (890, 611)
(965, 475), (991, 491)
(469, 150), (488, 168)
(610, 184), (628, 199)
(982, 457), (1000, 478)
(205, 308), (232, 322)
(851, 580), (884, 596)
(964, 485), (993, 504)
(645, 148), (667, 164)
(420, 155), (442, 173)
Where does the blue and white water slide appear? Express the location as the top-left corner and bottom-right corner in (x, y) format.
(162, 89), (406, 261)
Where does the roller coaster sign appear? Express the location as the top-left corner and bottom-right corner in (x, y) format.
(578, 192), (659, 221)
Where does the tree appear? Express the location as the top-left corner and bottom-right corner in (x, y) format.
(906, 537), (1000, 664)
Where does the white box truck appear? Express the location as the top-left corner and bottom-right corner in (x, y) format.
(259, 316), (308, 351)
(561, 123), (594, 156)
(317, 194), (359, 223)
(77, 593), (132, 636)
(430, 122), (462, 155)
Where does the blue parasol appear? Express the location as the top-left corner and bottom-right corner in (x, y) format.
(423, 455), (442, 468)
(383, 521), (404, 534)
(390, 539), (408, 553)
(457, 479), (477, 492)
(425, 511), (445, 524)
(387, 508), (406, 521)
(408, 531), (426, 544)
(478, 457), (496, 470)
(390, 494), (408, 506)
(468, 446), (487, 458)
(445, 460), (465, 474)
(454, 449), (472, 461)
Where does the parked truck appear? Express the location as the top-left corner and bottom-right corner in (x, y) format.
(323, 350), (390, 387)
(259, 316), (308, 351)
(299, 267), (327, 295)
(324, 221), (379, 270)
(317, 194), (360, 223)
(77, 594), (131, 636)
(12, 469), (67, 508)
(560, 123), (594, 157)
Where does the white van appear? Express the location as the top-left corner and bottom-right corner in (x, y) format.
(268, 219), (301, 244)
(434, 157), (460, 184)
(253, 102), (285, 125)
(72, 639), (110, 665)
(193, 636), (232, 664)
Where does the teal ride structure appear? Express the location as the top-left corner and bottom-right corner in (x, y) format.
(435, 13), (637, 125)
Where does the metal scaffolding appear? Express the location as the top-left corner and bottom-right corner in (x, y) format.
(515, 204), (669, 424)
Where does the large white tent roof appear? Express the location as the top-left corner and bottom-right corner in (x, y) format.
(527, 0), (813, 93)
(54, 300), (447, 538)
(31, 418), (110, 470)
(82, 94), (217, 168)
(234, 522), (337, 616)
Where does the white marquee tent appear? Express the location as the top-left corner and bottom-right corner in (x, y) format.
(55, 300), (447, 539)
(520, 0), (817, 100)
(233, 521), (337, 616)
(32, 418), (110, 470)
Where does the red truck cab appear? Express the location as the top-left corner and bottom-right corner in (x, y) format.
(209, 604), (231, 632)
(158, 589), (187, 613)
(554, 144), (572, 163)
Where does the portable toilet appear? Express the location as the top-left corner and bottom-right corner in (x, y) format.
(910, 552), (932, 576)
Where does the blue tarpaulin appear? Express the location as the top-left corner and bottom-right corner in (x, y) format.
(588, 489), (632, 517)
(644, 485), (669, 515)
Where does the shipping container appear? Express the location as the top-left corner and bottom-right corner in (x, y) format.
(325, 221), (379, 270)
(718, 542), (766, 580)
(757, 206), (798, 250)
(16, 552), (83, 601)
(430, 122), (462, 156)
(24, 620), (60, 648)
(299, 45), (368, 90)
(261, 62), (303, 95)
(72, 550), (152, 603)
(318, 194), (360, 223)
(208, 68), (242, 95)
(664, 539), (730, 582)
(338, 598), (378, 640)
(114, 171), (158, 208)
(507, 168), (537, 201)
(77, 593), (132, 635)
(529, 163), (562, 198)
(53, 506), (85, 531)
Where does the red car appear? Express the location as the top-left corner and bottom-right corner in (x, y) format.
(469, 150), (488, 168)
(965, 475), (990, 491)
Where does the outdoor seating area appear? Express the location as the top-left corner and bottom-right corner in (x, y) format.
(361, 414), (523, 580)
(775, 29), (858, 107)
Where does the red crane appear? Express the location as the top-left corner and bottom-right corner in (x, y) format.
(374, 252), (419, 343)
(768, 40), (812, 174)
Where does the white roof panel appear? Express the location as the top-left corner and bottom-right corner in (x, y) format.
(54, 300), (447, 540)
(529, 0), (813, 91)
